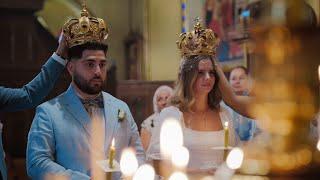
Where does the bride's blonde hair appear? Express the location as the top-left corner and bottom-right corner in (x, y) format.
(170, 55), (221, 112)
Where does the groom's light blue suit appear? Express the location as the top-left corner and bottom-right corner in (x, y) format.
(27, 85), (145, 179)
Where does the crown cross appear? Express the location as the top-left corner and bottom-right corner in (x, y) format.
(80, 0), (89, 17)
(82, 0), (86, 9)
(194, 17), (202, 35)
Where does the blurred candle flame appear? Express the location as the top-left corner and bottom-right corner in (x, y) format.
(318, 65), (320, 81)
(168, 172), (188, 180)
(111, 138), (115, 147)
(226, 148), (244, 169)
(317, 140), (320, 151)
(133, 164), (155, 180)
(120, 148), (138, 177)
(160, 118), (183, 158)
(171, 146), (189, 168)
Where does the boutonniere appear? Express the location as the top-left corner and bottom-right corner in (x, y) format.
(118, 109), (126, 122)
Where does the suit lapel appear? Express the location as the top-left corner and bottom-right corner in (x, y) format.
(103, 92), (119, 148)
(61, 85), (92, 139)
(60, 87), (119, 150)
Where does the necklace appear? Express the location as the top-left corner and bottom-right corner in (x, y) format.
(186, 109), (209, 129)
(203, 110), (208, 128)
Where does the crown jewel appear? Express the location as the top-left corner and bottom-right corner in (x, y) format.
(62, 0), (109, 48)
(177, 18), (220, 57)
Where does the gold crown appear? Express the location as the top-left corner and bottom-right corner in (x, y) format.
(62, 1), (108, 48)
(177, 19), (220, 57)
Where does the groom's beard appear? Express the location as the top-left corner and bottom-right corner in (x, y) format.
(73, 72), (105, 95)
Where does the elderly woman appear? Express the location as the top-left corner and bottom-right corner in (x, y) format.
(140, 85), (173, 151)
(147, 22), (251, 175)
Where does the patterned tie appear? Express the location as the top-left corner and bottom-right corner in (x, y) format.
(80, 94), (104, 117)
(80, 95), (106, 155)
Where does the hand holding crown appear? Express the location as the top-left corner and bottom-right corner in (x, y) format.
(56, 33), (68, 60)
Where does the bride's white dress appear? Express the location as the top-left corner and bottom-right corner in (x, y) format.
(147, 105), (238, 170)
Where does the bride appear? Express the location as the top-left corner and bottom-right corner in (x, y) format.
(147, 21), (251, 174)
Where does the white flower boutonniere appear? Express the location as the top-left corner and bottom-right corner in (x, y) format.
(118, 109), (126, 122)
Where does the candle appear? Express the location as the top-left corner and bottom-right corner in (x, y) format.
(223, 121), (229, 161)
(318, 66), (320, 143)
(318, 65), (320, 99)
(224, 122), (229, 148)
(109, 138), (115, 168)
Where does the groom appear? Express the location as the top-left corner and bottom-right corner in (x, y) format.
(26, 5), (144, 180)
